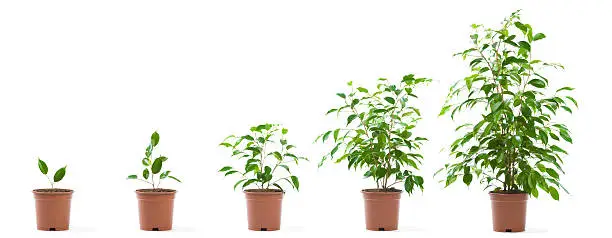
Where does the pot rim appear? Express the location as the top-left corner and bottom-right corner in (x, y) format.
(361, 188), (402, 194)
(136, 188), (177, 195)
(488, 190), (527, 194)
(32, 188), (74, 195)
(243, 189), (284, 195)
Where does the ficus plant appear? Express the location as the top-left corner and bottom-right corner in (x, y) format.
(37, 158), (66, 188)
(437, 10), (576, 200)
(127, 131), (181, 188)
(316, 75), (431, 194)
(219, 123), (307, 192)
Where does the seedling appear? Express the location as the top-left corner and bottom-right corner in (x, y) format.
(127, 131), (181, 188)
(37, 158), (66, 188)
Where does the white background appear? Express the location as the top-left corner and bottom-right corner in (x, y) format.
(0, 0), (610, 237)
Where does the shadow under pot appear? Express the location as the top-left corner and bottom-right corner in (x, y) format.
(33, 189), (74, 231)
(362, 189), (401, 231)
(490, 192), (528, 232)
(244, 189), (283, 231)
(136, 189), (176, 231)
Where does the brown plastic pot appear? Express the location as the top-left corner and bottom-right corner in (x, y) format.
(33, 189), (73, 231)
(362, 189), (401, 231)
(490, 192), (528, 232)
(136, 189), (176, 231)
(244, 189), (283, 231)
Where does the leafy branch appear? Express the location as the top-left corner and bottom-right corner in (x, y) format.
(317, 75), (431, 194)
(127, 131), (181, 188)
(219, 123), (306, 192)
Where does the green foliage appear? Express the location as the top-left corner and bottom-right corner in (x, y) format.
(127, 131), (181, 188)
(37, 157), (66, 188)
(439, 10), (575, 200)
(219, 123), (307, 192)
(317, 75), (431, 194)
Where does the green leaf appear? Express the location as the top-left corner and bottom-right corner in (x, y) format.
(290, 176), (300, 191)
(282, 128), (288, 134)
(528, 79), (546, 88)
(336, 93), (346, 99)
(559, 130), (573, 143)
(127, 175), (137, 179)
(242, 179), (259, 189)
(53, 167), (66, 182)
(413, 176), (424, 186)
(439, 105), (451, 116)
(347, 114), (357, 125)
(151, 157), (163, 174)
(168, 175), (182, 183)
(38, 159), (48, 175)
(160, 171), (170, 179)
(445, 175), (457, 188)
(384, 97), (395, 104)
(142, 158), (151, 166)
(151, 131), (160, 147)
(556, 87), (574, 92)
(233, 179), (246, 190)
(142, 169), (150, 179)
(219, 166), (233, 172)
(546, 168), (559, 179)
(533, 33), (546, 41)
(357, 87), (369, 93)
(463, 174), (473, 186)
(549, 187), (559, 200)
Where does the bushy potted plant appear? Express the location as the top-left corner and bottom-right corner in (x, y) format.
(316, 75), (430, 231)
(33, 158), (70, 231)
(127, 131), (181, 231)
(438, 10), (576, 232)
(219, 123), (307, 231)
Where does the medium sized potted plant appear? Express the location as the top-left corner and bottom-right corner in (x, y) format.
(219, 123), (307, 231)
(317, 75), (431, 231)
(127, 131), (181, 231)
(33, 158), (70, 231)
(438, 10), (576, 232)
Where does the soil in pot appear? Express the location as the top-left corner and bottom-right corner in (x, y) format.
(244, 189), (284, 231)
(33, 188), (74, 231)
(490, 191), (528, 232)
(136, 189), (176, 231)
(362, 188), (402, 231)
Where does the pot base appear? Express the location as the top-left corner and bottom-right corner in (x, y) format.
(37, 226), (68, 231)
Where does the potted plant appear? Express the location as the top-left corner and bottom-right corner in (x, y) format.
(316, 75), (431, 231)
(127, 131), (181, 231)
(219, 123), (307, 231)
(438, 10), (576, 232)
(33, 158), (70, 231)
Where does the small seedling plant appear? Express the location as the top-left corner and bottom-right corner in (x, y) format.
(316, 75), (431, 194)
(37, 158), (66, 188)
(438, 10), (576, 200)
(219, 123), (307, 192)
(127, 131), (181, 188)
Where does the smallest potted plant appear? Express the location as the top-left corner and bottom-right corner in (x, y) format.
(219, 123), (307, 231)
(33, 158), (71, 231)
(127, 131), (181, 231)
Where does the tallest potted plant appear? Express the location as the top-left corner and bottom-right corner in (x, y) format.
(438, 10), (577, 232)
(317, 75), (431, 231)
